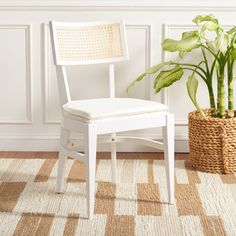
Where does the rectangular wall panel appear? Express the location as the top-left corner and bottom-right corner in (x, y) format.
(0, 25), (31, 124)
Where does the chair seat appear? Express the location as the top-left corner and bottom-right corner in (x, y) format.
(63, 98), (167, 120)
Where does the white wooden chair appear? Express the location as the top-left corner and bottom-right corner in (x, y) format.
(49, 20), (175, 219)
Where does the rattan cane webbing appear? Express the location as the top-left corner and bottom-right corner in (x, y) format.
(188, 109), (236, 174)
(55, 23), (123, 62)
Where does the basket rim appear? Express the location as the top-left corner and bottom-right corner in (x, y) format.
(188, 109), (236, 123)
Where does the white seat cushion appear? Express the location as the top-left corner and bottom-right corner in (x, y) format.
(63, 98), (167, 120)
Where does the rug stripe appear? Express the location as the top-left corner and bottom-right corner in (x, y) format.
(0, 159), (23, 181)
(179, 216), (204, 236)
(115, 183), (137, 215)
(221, 212), (236, 236)
(137, 183), (161, 216)
(136, 216), (183, 236)
(184, 161), (201, 184)
(13, 213), (42, 236)
(75, 214), (107, 236)
(121, 160), (135, 183)
(94, 182), (116, 215)
(200, 216), (227, 236)
(220, 174), (236, 184)
(49, 214), (68, 236)
(35, 214), (54, 236)
(229, 184), (236, 202)
(11, 159), (45, 182)
(197, 171), (223, 185)
(175, 184), (205, 215)
(0, 159), (14, 179)
(58, 183), (88, 217)
(96, 159), (112, 183)
(175, 160), (189, 184)
(13, 182), (58, 214)
(63, 214), (79, 236)
(0, 182), (26, 212)
(116, 159), (125, 183)
(133, 160), (148, 183)
(34, 159), (57, 182)
(105, 215), (135, 236)
(48, 159), (74, 184)
(0, 212), (22, 236)
(0, 159), (45, 182)
(197, 182), (236, 216)
(153, 160), (179, 216)
(67, 160), (86, 182)
(148, 160), (154, 184)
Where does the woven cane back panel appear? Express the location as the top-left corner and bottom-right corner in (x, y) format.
(55, 23), (124, 62)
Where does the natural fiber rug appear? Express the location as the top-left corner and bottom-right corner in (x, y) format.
(0, 158), (235, 236)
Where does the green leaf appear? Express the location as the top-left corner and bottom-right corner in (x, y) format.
(182, 30), (199, 39)
(214, 32), (229, 54)
(192, 14), (218, 25)
(179, 51), (185, 59)
(231, 35), (236, 48)
(154, 65), (184, 93)
(186, 75), (206, 117)
(227, 26), (236, 35)
(146, 61), (171, 74)
(231, 47), (236, 60)
(186, 75), (199, 107)
(126, 73), (146, 93)
(201, 21), (221, 32)
(199, 21), (222, 41)
(205, 40), (214, 51)
(162, 30), (201, 55)
(126, 61), (172, 93)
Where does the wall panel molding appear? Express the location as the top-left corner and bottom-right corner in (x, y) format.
(0, 24), (32, 124)
(127, 24), (152, 99)
(43, 23), (60, 124)
(0, 1), (236, 11)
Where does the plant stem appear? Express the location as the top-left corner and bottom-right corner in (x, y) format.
(228, 80), (234, 118)
(201, 46), (210, 76)
(228, 56), (234, 118)
(172, 61), (207, 77)
(201, 46), (217, 117)
(207, 83), (217, 117)
(201, 45), (221, 64)
(181, 67), (207, 83)
(218, 67), (226, 118)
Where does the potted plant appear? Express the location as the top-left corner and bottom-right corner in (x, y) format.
(127, 14), (236, 174)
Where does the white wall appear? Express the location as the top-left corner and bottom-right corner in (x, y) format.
(0, 0), (235, 151)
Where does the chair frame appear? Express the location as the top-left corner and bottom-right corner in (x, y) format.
(49, 20), (175, 219)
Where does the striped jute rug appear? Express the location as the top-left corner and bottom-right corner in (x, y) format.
(0, 158), (235, 236)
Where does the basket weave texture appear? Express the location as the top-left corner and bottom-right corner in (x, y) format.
(188, 109), (236, 174)
(56, 23), (123, 61)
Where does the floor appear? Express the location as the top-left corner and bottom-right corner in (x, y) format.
(0, 152), (187, 159)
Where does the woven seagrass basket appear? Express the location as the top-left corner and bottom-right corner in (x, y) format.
(188, 109), (236, 174)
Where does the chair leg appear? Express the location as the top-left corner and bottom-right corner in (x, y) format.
(85, 124), (97, 220)
(162, 113), (175, 204)
(111, 133), (117, 183)
(56, 127), (70, 193)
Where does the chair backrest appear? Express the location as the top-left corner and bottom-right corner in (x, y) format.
(49, 20), (129, 106)
(49, 20), (129, 66)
